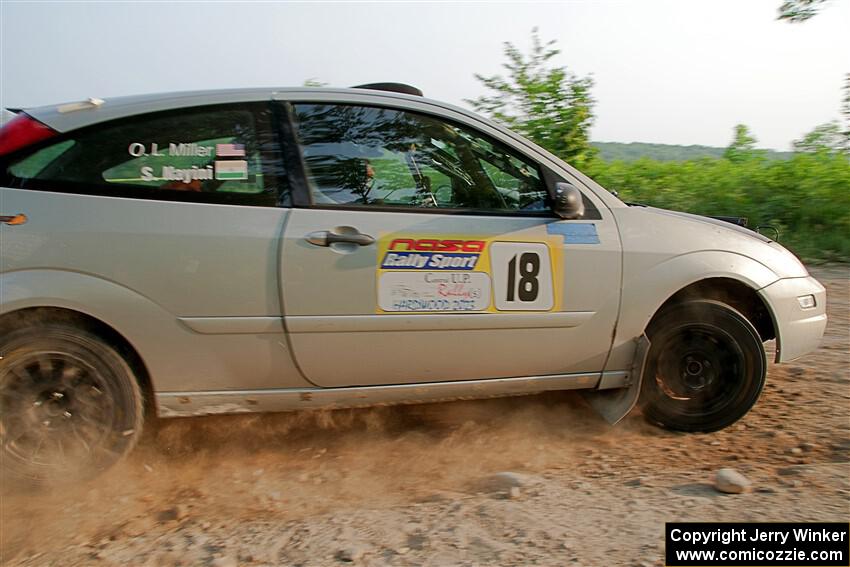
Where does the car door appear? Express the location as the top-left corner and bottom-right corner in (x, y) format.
(278, 99), (622, 387)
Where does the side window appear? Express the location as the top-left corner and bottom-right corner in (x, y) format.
(292, 104), (549, 212)
(7, 104), (287, 206)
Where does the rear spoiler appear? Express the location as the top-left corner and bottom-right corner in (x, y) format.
(0, 108), (23, 128)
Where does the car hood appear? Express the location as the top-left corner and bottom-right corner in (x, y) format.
(636, 206), (809, 279)
(646, 207), (774, 244)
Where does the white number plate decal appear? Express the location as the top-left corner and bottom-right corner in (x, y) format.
(490, 242), (554, 311)
(378, 271), (492, 312)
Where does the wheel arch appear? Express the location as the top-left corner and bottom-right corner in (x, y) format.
(650, 277), (776, 342)
(604, 251), (781, 373)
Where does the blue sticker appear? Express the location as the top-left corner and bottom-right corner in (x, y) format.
(546, 223), (600, 244)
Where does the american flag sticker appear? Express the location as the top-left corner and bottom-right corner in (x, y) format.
(215, 160), (248, 181)
(216, 143), (246, 157)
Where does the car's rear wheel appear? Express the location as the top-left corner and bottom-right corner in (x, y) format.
(640, 300), (766, 432)
(0, 324), (143, 485)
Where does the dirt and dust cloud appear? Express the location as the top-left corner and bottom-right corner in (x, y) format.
(2, 391), (643, 555)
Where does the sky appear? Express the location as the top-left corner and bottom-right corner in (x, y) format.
(1, 0), (848, 151)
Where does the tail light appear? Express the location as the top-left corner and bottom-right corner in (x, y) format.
(0, 113), (58, 157)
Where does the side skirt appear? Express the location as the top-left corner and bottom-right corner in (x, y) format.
(155, 371), (628, 418)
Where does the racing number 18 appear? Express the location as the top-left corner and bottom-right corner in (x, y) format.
(506, 253), (540, 302)
(491, 242), (554, 311)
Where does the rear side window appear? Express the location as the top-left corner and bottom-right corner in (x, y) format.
(9, 140), (75, 178)
(6, 103), (288, 206)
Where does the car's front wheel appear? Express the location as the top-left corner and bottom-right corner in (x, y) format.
(640, 300), (766, 432)
(0, 323), (143, 485)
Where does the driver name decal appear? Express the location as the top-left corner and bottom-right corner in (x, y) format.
(122, 141), (249, 185)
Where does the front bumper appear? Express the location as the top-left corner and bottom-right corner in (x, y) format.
(759, 276), (827, 363)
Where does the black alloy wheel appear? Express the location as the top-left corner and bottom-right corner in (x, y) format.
(640, 300), (767, 432)
(0, 324), (143, 485)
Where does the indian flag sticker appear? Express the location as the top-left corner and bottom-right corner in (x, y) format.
(215, 160), (248, 181)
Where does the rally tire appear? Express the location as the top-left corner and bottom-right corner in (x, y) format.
(640, 300), (766, 432)
(0, 323), (144, 485)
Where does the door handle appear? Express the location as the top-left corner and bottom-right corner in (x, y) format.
(0, 213), (27, 226)
(306, 229), (375, 247)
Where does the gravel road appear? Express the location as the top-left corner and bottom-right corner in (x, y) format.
(2, 267), (848, 566)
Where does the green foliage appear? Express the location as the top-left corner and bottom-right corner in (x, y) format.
(724, 124), (764, 163)
(842, 74), (850, 150)
(793, 121), (848, 154)
(777, 0), (829, 22)
(586, 149), (850, 262)
(467, 29), (597, 167)
(592, 141), (794, 162)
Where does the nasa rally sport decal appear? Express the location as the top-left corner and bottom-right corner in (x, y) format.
(376, 234), (561, 313)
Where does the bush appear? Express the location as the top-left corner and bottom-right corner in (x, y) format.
(585, 154), (850, 262)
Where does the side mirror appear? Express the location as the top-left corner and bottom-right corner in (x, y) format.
(552, 182), (585, 220)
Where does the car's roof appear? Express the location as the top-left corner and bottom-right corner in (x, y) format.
(17, 86), (627, 211)
(23, 87), (442, 133)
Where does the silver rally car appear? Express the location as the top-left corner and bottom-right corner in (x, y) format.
(0, 84), (827, 481)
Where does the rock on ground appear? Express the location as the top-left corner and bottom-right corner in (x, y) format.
(715, 468), (752, 494)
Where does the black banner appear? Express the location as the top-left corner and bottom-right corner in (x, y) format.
(666, 522), (849, 566)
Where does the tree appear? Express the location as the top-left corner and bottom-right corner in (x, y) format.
(724, 124), (762, 162)
(798, 74), (850, 154)
(467, 29), (597, 166)
(777, 0), (829, 22)
(842, 74), (850, 150)
(778, 3), (848, 149)
(793, 121), (847, 154)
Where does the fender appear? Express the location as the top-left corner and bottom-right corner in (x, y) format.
(0, 269), (310, 400)
(603, 250), (780, 373)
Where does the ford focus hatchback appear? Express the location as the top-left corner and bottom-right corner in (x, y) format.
(0, 84), (827, 483)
